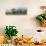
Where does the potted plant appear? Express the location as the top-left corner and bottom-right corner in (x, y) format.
(36, 14), (46, 27)
(5, 26), (18, 43)
(36, 6), (46, 27)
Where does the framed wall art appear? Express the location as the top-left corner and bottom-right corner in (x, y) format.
(5, 8), (27, 15)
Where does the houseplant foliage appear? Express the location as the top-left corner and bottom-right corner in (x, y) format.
(5, 26), (18, 39)
(36, 14), (46, 21)
(36, 14), (46, 27)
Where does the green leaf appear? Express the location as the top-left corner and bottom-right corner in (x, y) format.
(5, 26), (18, 38)
(36, 15), (44, 21)
(44, 15), (46, 20)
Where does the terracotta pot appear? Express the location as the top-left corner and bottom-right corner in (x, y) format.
(40, 20), (46, 27)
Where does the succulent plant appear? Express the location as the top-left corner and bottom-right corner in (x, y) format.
(5, 26), (18, 39)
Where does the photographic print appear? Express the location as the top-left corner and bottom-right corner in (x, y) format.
(5, 8), (27, 15)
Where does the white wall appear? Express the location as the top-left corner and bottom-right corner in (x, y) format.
(0, 0), (46, 40)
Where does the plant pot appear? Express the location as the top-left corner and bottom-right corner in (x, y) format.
(7, 39), (12, 44)
(11, 36), (17, 44)
(41, 20), (46, 27)
(6, 36), (12, 44)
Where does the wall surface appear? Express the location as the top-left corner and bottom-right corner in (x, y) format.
(0, 0), (46, 42)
